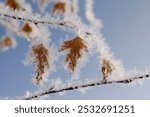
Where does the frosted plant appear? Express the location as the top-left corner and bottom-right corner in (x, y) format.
(52, 1), (66, 15)
(101, 59), (115, 81)
(0, 0), (149, 100)
(32, 44), (50, 84)
(0, 36), (17, 51)
(59, 36), (88, 73)
(21, 22), (32, 35)
(6, 0), (24, 11)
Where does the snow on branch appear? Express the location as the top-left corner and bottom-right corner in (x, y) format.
(85, 0), (101, 28)
(0, 8), (77, 32)
(24, 73), (150, 100)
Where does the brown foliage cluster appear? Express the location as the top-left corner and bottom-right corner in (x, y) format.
(59, 36), (88, 72)
(0, 36), (13, 48)
(52, 2), (66, 15)
(101, 59), (114, 81)
(6, 0), (25, 11)
(21, 22), (33, 34)
(4, 0), (115, 83)
(32, 44), (49, 84)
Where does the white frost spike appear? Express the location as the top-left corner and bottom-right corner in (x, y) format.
(51, 78), (63, 90)
(25, 91), (31, 97)
(16, 0), (32, 12)
(137, 79), (143, 86)
(59, 91), (67, 96)
(77, 87), (88, 94)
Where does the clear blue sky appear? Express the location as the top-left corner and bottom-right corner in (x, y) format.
(0, 0), (150, 99)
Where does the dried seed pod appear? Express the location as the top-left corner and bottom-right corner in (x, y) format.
(101, 59), (115, 81)
(59, 36), (88, 72)
(6, 0), (24, 11)
(52, 2), (66, 15)
(32, 44), (49, 84)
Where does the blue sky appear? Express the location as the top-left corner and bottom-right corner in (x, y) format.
(0, 0), (150, 99)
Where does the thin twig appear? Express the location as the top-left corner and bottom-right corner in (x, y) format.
(24, 74), (150, 100)
(0, 13), (77, 31)
(0, 12), (92, 36)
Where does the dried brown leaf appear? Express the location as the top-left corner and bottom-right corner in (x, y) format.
(0, 36), (12, 48)
(59, 36), (88, 72)
(52, 2), (66, 15)
(6, 0), (24, 11)
(32, 44), (49, 84)
(21, 22), (33, 34)
(101, 59), (115, 81)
